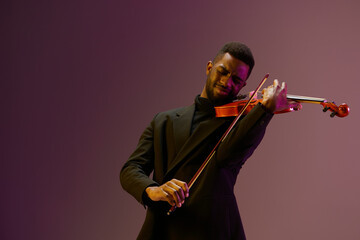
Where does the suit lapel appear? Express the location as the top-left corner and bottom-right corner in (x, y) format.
(165, 114), (229, 180)
(172, 104), (194, 156)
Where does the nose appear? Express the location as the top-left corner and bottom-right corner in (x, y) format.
(219, 75), (232, 87)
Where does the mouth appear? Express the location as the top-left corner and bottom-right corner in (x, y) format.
(215, 84), (230, 95)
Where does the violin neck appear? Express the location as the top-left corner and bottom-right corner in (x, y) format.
(286, 94), (326, 104)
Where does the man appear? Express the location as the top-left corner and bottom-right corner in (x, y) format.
(120, 42), (289, 239)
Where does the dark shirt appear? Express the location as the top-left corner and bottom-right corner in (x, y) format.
(191, 95), (216, 134)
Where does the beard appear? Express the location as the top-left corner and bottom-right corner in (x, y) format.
(205, 79), (237, 106)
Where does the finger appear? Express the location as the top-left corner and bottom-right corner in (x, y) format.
(162, 185), (178, 206)
(168, 181), (185, 203)
(163, 184), (181, 207)
(281, 81), (287, 92)
(280, 82), (288, 101)
(262, 84), (271, 95)
(273, 79), (279, 88)
(172, 179), (189, 198)
(158, 188), (172, 204)
(261, 87), (268, 96)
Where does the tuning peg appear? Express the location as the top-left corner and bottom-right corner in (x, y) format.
(330, 112), (337, 118)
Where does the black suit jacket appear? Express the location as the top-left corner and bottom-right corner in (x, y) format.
(120, 102), (273, 240)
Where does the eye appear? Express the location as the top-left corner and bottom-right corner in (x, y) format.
(217, 69), (228, 76)
(232, 77), (246, 86)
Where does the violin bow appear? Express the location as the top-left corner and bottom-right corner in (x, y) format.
(167, 73), (270, 215)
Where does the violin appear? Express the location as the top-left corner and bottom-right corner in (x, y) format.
(167, 74), (349, 215)
(215, 94), (350, 118)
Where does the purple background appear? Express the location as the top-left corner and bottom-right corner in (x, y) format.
(2, 0), (360, 239)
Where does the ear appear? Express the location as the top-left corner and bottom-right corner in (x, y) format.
(206, 61), (213, 75)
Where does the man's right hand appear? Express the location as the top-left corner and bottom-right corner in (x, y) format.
(145, 179), (189, 208)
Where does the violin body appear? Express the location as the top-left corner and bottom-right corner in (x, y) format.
(215, 100), (260, 117)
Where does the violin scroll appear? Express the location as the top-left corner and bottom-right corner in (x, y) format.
(321, 102), (350, 118)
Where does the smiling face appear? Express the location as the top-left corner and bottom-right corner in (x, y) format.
(201, 52), (250, 106)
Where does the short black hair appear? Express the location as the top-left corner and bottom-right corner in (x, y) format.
(213, 42), (255, 79)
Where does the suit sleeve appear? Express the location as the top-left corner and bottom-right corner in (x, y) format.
(120, 117), (159, 205)
(216, 103), (273, 168)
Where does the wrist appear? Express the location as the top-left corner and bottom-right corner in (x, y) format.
(144, 184), (159, 202)
(145, 186), (159, 199)
(261, 100), (275, 113)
